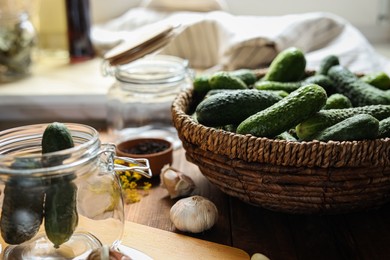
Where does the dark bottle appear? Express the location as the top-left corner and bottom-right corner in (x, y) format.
(65, 0), (95, 63)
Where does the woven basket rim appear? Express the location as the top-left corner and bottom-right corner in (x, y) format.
(172, 88), (390, 169)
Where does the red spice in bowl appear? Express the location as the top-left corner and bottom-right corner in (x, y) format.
(116, 138), (173, 176)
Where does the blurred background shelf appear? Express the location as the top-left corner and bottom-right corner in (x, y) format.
(0, 56), (113, 130)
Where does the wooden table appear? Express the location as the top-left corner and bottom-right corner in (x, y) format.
(125, 146), (390, 260)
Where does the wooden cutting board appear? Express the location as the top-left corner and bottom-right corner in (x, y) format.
(121, 221), (250, 260)
(0, 221), (249, 259)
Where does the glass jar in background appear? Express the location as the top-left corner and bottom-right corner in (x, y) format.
(0, 0), (36, 82)
(106, 55), (193, 148)
(0, 123), (151, 259)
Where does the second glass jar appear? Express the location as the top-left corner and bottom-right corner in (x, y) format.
(106, 55), (192, 148)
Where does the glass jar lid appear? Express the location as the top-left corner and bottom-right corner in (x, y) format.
(103, 23), (177, 66)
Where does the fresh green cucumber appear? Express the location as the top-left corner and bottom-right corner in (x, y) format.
(275, 131), (298, 141)
(204, 89), (241, 98)
(255, 75), (334, 94)
(263, 47), (306, 82)
(196, 89), (282, 126)
(323, 93), (352, 109)
(209, 71), (247, 90)
(42, 122), (74, 154)
(264, 90), (290, 98)
(236, 84), (327, 138)
(361, 71), (390, 90)
(0, 159), (45, 245)
(303, 74), (336, 95)
(316, 55), (340, 75)
(255, 81), (301, 93)
(193, 74), (211, 98)
(312, 114), (379, 141)
(222, 124), (238, 133)
(194, 69), (257, 98)
(42, 122), (78, 248)
(328, 65), (390, 106)
(296, 105), (390, 140)
(205, 88), (288, 99)
(229, 69), (257, 86)
(378, 117), (390, 138)
(45, 181), (78, 248)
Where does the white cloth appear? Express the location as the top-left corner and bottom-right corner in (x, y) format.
(92, 8), (390, 73)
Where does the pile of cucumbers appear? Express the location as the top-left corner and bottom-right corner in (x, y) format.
(0, 122), (78, 248)
(193, 47), (390, 141)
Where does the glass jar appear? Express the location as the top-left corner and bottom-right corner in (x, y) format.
(0, 1), (36, 82)
(0, 123), (151, 259)
(106, 55), (193, 148)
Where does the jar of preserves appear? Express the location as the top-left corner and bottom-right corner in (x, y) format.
(0, 123), (151, 259)
(106, 55), (193, 148)
(0, 0), (36, 82)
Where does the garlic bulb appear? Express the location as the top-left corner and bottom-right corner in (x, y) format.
(170, 195), (218, 233)
(160, 165), (195, 199)
(251, 253), (270, 260)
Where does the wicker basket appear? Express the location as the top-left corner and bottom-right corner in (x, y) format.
(172, 86), (390, 214)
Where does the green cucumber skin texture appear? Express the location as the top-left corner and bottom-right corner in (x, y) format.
(312, 114), (379, 141)
(207, 88), (288, 98)
(229, 69), (257, 86)
(255, 81), (301, 93)
(204, 89), (241, 99)
(323, 93), (352, 110)
(263, 47), (306, 82)
(275, 131), (298, 141)
(42, 122), (74, 154)
(237, 84), (327, 138)
(193, 75), (211, 97)
(296, 105), (390, 140)
(41, 122), (78, 248)
(255, 75), (334, 94)
(209, 71), (248, 90)
(361, 71), (390, 90)
(378, 117), (390, 138)
(316, 55), (340, 75)
(328, 65), (390, 106)
(45, 181), (78, 248)
(193, 69), (257, 99)
(196, 89), (282, 126)
(0, 183), (44, 244)
(0, 158), (45, 245)
(303, 75), (336, 95)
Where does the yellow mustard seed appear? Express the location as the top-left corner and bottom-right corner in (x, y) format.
(114, 158), (153, 204)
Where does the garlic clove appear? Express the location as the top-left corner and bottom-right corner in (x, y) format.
(160, 166), (180, 187)
(160, 165), (195, 199)
(170, 195), (218, 233)
(174, 174), (195, 198)
(251, 253), (270, 260)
